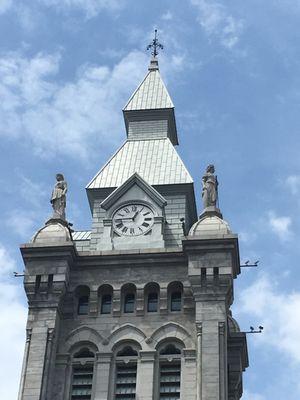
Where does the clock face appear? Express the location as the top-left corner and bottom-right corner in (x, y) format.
(112, 204), (154, 236)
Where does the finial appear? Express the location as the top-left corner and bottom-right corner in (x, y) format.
(147, 29), (163, 58)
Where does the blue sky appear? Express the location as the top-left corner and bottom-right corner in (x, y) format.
(0, 0), (299, 399)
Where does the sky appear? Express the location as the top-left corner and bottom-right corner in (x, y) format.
(0, 0), (299, 399)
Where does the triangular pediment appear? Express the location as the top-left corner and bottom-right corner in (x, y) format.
(100, 173), (167, 211)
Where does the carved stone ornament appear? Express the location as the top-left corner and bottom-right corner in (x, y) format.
(50, 173), (67, 221)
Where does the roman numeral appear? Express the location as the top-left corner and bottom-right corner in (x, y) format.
(142, 222), (149, 228)
(117, 213), (124, 217)
(143, 211), (150, 216)
(124, 208), (130, 213)
(130, 228), (135, 235)
(132, 205), (137, 211)
(122, 227), (128, 233)
(145, 218), (152, 221)
(116, 223), (123, 229)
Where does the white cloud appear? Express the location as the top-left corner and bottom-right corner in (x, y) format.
(190, 0), (244, 48)
(0, 50), (148, 161)
(286, 175), (300, 195)
(242, 391), (266, 400)
(0, 0), (12, 14)
(6, 210), (38, 239)
(0, 243), (27, 399)
(161, 11), (173, 21)
(0, 243), (16, 276)
(39, 0), (124, 18)
(236, 275), (300, 363)
(268, 211), (292, 241)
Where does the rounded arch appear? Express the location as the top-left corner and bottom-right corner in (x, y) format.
(112, 339), (142, 353)
(144, 282), (160, 313)
(106, 324), (147, 351)
(157, 340), (184, 355)
(121, 283), (137, 314)
(167, 281), (183, 312)
(167, 281), (183, 293)
(144, 281), (160, 291)
(69, 341), (98, 358)
(75, 285), (90, 297)
(98, 284), (113, 295)
(149, 322), (194, 348)
(65, 326), (103, 351)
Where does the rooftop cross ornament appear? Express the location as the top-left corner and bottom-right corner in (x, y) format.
(147, 29), (163, 57)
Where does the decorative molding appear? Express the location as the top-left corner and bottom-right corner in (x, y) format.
(106, 323), (147, 349)
(26, 328), (32, 343)
(149, 322), (194, 348)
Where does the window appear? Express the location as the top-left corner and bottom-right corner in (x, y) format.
(78, 296), (89, 315)
(75, 286), (90, 316)
(71, 365), (93, 399)
(124, 293), (135, 313)
(158, 344), (182, 400)
(71, 348), (95, 400)
(170, 292), (181, 312)
(114, 346), (138, 399)
(147, 292), (158, 312)
(101, 294), (112, 314)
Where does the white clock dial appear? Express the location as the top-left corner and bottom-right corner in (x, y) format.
(112, 204), (154, 236)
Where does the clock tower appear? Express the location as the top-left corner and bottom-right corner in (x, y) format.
(18, 37), (248, 400)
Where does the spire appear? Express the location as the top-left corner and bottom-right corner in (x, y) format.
(123, 30), (178, 145)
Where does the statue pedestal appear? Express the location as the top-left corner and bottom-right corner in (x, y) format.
(199, 206), (223, 220)
(45, 217), (70, 228)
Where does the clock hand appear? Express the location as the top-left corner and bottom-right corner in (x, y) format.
(132, 211), (139, 221)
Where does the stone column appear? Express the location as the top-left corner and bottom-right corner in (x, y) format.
(89, 289), (99, 316)
(21, 323), (49, 400)
(136, 287), (144, 316)
(18, 329), (32, 400)
(113, 289), (121, 317)
(52, 354), (70, 400)
(94, 352), (113, 400)
(196, 323), (202, 400)
(181, 349), (197, 400)
(136, 351), (156, 400)
(159, 287), (168, 314)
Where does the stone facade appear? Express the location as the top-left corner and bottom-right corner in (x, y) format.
(18, 55), (248, 400)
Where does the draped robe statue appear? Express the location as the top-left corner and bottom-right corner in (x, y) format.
(202, 164), (218, 209)
(50, 174), (67, 220)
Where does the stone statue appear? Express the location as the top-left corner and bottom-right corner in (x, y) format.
(50, 173), (67, 220)
(202, 164), (218, 208)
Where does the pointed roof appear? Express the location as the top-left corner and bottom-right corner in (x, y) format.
(86, 138), (193, 189)
(123, 57), (178, 145)
(124, 58), (174, 111)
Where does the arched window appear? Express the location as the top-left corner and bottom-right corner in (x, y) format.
(114, 345), (139, 399)
(158, 343), (183, 400)
(99, 284), (113, 315)
(145, 282), (160, 313)
(71, 347), (95, 400)
(124, 293), (135, 313)
(101, 294), (112, 314)
(171, 292), (182, 312)
(168, 282), (183, 312)
(78, 296), (89, 315)
(147, 292), (158, 312)
(75, 286), (90, 315)
(121, 284), (136, 314)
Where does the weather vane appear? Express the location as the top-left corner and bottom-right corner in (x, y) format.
(147, 29), (163, 57)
